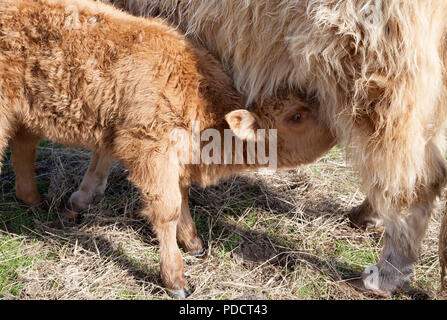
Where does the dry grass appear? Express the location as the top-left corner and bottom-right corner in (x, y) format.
(0, 142), (446, 300)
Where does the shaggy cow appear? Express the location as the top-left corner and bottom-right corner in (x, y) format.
(77, 0), (447, 295)
(0, 0), (335, 298)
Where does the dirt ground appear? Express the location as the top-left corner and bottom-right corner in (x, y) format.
(1, 143), (446, 300)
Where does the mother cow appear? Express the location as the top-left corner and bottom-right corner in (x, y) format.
(69, 0), (447, 295)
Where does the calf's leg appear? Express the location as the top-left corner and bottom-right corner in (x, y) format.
(177, 186), (204, 256)
(0, 113), (14, 173)
(128, 154), (189, 298)
(10, 127), (41, 206)
(75, 154), (205, 257)
(68, 153), (113, 211)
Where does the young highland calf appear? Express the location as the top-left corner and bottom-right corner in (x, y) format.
(93, 0), (447, 295)
(0, 0), (335, 298)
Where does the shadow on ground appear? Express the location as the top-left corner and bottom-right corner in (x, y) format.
(0, 147), (433, 299)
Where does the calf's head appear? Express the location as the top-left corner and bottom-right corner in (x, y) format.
(225, 94), (336, 168)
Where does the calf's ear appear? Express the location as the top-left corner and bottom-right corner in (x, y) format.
(225, 110), (260, 141)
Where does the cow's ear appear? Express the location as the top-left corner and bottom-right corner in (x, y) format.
(225, 110), (260, 141)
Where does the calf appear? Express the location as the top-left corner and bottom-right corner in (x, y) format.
(0, 0), (335, 297)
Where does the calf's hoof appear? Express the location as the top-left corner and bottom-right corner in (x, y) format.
(189, 248), (206, 258)
(181, 236), (205, 258)
(170, 287), (192, 299)
(17, 192), (41, 207)
(68, 190), (104, 212)
(68, 191), (91, 212)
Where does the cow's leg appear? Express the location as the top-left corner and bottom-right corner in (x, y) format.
(128, 154), (189, 298)
(349, 198), (383, 230)
(442, 264), (446, 291)
(364, 197), (435, 294)
(363, 140), (447, 295)
(10, 127), (41, 206)
(440, 207), (447, 291)
(177, 186), (204, 256)
(68, 152), (113, 211)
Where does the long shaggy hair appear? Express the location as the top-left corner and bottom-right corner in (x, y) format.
(109, 0), (447, 215)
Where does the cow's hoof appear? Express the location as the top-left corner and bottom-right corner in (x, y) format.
(170, 287), (192, 299)
(349, 201), (383, 230)
(362, 264), (411, 296)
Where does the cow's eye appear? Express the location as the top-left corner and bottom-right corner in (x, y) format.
(293, 113), (302, 121)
